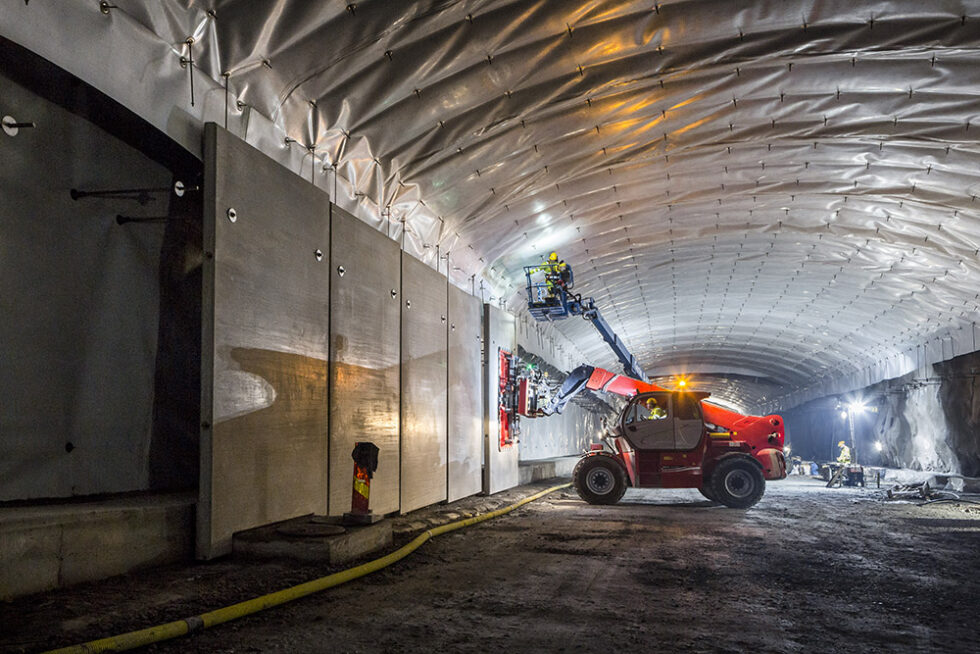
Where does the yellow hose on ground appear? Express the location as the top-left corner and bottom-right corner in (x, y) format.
(44, 482), (571, 654)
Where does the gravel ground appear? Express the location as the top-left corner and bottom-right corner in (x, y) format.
(2, 476), (978, 653)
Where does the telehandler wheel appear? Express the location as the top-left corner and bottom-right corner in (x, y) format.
(710, 457), (766, 509)
(698, 486), (718, 503)
(573, 455), (627, 505)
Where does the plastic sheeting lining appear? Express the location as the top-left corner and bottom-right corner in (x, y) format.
(4, 1), (980, 412)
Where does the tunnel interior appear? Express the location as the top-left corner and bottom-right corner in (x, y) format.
(1, 2), (980, 644)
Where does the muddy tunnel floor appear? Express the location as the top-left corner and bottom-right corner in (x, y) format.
(3, 477), (979, 653)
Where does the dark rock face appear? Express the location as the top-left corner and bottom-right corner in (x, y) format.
(782, 351), (980, 475)
(871, 380), (959, 474)
(935, 353), (980, 477)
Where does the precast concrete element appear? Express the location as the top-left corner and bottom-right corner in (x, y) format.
(199, 123), (331, 559)
(518, 456), (581, 485)
(0, 493), (193, 600)
(483, 304), (519, 494)
(448, 285), (483, 502)
(400, 252), (449, 513)
(328, 204), (402, 517)
(232, 516), (392, 566)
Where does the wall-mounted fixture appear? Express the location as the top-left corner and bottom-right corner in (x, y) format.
(2, 115), (35, 136)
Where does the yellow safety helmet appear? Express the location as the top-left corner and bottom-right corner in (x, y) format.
(549, 251), (558, 261)
(838, 440), (846, 447)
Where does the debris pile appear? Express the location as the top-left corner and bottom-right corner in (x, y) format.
(883, 474), (980, 506)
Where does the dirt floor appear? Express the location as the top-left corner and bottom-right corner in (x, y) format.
(2, 476), (979, 654)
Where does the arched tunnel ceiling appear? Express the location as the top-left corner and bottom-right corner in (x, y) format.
(5, 0), (980, 412)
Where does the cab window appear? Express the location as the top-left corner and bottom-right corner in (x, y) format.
(673, 392), (701, 420)
(635, 393), (671, 421)
(623, 403), (638, 424)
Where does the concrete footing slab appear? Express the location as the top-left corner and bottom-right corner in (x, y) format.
(518, 455), (580, 485)
(0, 492), (195, 600)
(232, 515), (392, 565)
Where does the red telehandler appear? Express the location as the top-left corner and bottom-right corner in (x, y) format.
(524, 365), (787, 508)
(520, 257), (786, 508)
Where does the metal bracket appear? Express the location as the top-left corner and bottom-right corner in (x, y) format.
(116, 215), (168, 225)
(2, 115), (35, 136)
(70, 186), (171, 205)
(174, 180), (198, 197)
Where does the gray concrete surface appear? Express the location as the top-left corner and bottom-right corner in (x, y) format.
(518, 455), (581, 485)
(233, 516), (392, 565)
(0, 493), (194, 600)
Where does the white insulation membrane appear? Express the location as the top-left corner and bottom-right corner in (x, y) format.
(4, 1), (980, 412)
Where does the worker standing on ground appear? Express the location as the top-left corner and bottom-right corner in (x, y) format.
(837, 440), (852, 464)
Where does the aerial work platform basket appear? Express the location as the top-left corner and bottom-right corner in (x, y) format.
(524, 264), (575, 320)
(522, 260), (647, 381)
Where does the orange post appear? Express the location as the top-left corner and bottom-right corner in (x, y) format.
(344, 441), (381, 525)
(351, 463), (371, 515)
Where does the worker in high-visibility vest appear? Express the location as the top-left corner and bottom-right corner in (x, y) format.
(837, 440), (852, 464)
(533, 252), (568, 299)
(644, 396), (667, 420)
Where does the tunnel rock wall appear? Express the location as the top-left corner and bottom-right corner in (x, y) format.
(892, 379), (960, 474)
(872, 379), (959, 475)
(868, 357), (979, 476)
(935, 353), (980, 477)
(783, 353), (980, 475)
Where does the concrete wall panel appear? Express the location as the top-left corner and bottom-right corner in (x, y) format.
(400, 254), (448, 513)
(0, 495), (194, 600)
(200, 123), (330, 558)
(328, 206), (401, 516)
(484, 305), (519, 494)
(448, 286), (483, 502)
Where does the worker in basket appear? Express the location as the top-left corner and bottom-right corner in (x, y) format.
(837, 440), (852, 464)
(534, 252), (569, 301)
(644, 396), (667, 420)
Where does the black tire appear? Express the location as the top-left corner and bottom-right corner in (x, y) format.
(573, 455), (627, 505)
(698, 486), (718, 503)
(709, 457), (766, 509)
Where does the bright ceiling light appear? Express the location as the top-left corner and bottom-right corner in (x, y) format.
(874, 441), (883, 452)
